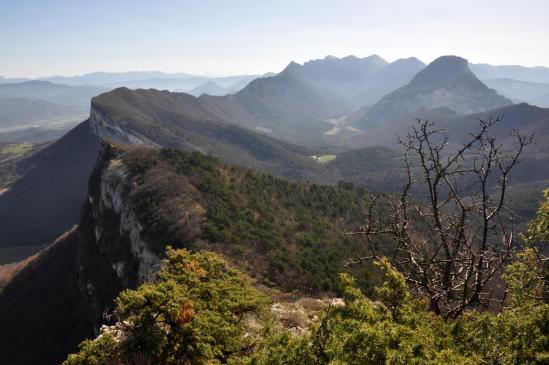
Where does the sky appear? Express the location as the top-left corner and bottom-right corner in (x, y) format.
(1, 0), (548, 78)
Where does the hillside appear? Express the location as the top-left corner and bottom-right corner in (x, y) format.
(91, 87), (329, 180)
(0, 140), (50, 188)
(329, 146), (405, 191)
(200, 55), (425, 144)
(470, 63), (549, 83)
(0, 143), (387, 365)
(0, 121), (100, 251)
(3, 86), (546, 260)
(353, 56), (512, 130)
(482, 78), (549, 107)
(352, 103), (549, 151)
(0, 81), (103, 135)
(0, 86), (337, 259)
(0, 228), (94, 365)
(338, 103), (549, 222)
(0, 97), (86, 130)
(201, 63), (350, 144)
(0, 124), (75, 143)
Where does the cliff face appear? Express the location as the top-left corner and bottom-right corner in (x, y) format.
(75, 143), (165, 332)
(89, 105), (161, 147)
(0, 144), (170, 365)
(87, 143), (160, 282)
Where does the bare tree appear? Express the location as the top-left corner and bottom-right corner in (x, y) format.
(348, 116), (533, 319)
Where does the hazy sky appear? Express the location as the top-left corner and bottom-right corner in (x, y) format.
(1, 0), (548, 77)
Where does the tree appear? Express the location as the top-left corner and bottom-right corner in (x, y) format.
(350, 117), (532, 318)
(523, 188), (549, 245)
(504, 188), (549, 307)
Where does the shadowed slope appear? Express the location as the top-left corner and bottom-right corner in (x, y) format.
(0, 121), (100, 249)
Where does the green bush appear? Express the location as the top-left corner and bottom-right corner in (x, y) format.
(66, 250), (549, 365)
(246, 259), (549, 365)
(64, 247), (269, 365)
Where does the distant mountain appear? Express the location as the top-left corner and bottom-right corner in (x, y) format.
(199, 55), (423, 143)
(0, 77), (30, 84)
(225, 76), (261, 93)
(0, 81), (106, 107)
(40, 71), (262, 92)
(296, 55), (387, 107)
(200, 64), (350, 144)
(1, 56), (426, 145)
(0, 97), (86, 130)
(482, 78), (549, 107)
(280, 55), (426, 108)
(108, 74), (256, 92)
(40, 71), (193, 86)
(439, 103), (549, 152)
(356, 57), (427, 106)
(470, 63), (549, 83)
(187, 80), (228, 96)
(352, 56), (512, 129)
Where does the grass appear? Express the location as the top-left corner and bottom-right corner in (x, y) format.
(1, 143), (34, 157)
(311, 154), (337, 163)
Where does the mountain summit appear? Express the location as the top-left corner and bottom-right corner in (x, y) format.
(353, 55), (512, 129)
(291, 55), (424, 107)
(407, 55), (472, 89)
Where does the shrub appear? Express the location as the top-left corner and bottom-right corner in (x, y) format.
(63, 247), (269, 365)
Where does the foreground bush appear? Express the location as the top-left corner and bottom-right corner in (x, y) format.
(64, 247), (269, 365)
(246, 259), (549, 365)
(65, 251), (548, 365)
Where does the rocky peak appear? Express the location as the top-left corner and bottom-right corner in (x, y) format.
(279, 61), (303, 76)
(408, 55), (473, 90)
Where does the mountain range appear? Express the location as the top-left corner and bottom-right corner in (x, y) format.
(292, 54), (426, 108)
(0, 81), (105, 137)
(0, 85), (341, 256)
(0, 97), (86, 130)
(2, 54), (549, 260)
(470, 63), (549, 83)
(40, 71), (262, 93)
(482, 78), (549, 107)
(1, 53), (549, 365)
(0, 80), (106, 107)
